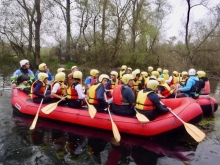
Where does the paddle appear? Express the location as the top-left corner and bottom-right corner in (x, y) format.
(104, 93), (121, 142)
(41, 96), (67, 114)
(160, 101), (205, 142)
(84, 99), (97, 118)
(134, 108), (150, 123)
(29, 87), (48, 130)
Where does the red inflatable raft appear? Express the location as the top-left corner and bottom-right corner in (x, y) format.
(12, 89), (203, 137)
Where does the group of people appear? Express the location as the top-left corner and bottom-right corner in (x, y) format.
(11, 60), (210, 121)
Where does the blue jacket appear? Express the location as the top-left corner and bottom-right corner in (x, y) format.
(178, 76), (198, 97)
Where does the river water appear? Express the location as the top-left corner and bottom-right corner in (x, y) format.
(0, 73), (220, 165)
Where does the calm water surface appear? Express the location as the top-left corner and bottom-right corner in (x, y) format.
(0, 73), (220, 165)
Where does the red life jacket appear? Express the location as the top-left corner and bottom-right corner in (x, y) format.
(159, 83), (173, 97)
(199, 80), (210, 95)
(66, 83), (79, 100)
(30, 80), (45, 99)
(109, 79), (119, 89)
(51, 81), (64, 98)
(112, 85), (130, 106)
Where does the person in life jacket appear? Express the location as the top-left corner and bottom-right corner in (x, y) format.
(85, 69), (99, 94)
(50, 72), (67, 105)
(35, 63), (53, 82)
(166, 71), (179, 89)
(157, 68), (162, 76)
(151, 71), (160, 79)
(147, 66), (154, 76)
(30, 73), (51, 103)
(111, 74), (136, 117)
(119, 65), (127, 80)
(139, 71), (149, 89)
(132, 70), (141, 94)
(57, 68), (65, 73)
(135, 80), (171, 120)
(11, 59), (35, 94)
(106, 71), (119, 97)
(66, 71), (85, 108)
(197, 70), (210, 95)
(177, 68), (199, 98)
(157, 78), (175, 98)
(125, 67), (132, 74)
(88, 74), (110, 112)
(179, 71), (188, 87)
(160, 69), (169, 80)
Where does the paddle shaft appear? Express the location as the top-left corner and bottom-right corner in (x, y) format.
(0, 87), (29, 90)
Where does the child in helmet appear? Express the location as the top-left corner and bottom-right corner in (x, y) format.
(30, 73), (51, 103)
(135, 80), (171, 120)
(106, 71), (119, 97)
(88, 74), (109, 112)
(50, 72), (67, 105)
(66, 71), (85, 108)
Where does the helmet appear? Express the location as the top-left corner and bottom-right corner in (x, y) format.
(110, 71), (118, 78)
(148, 66), (153, 72)
(71, 66), (78, 70)
(20, 59), (29, 67)
(122, 74), (134, 85)
(121, 65), (127, 70)
(132, 70), (140, 78)
(127, 67), (132, 71)
(163, 69), (169, 74)
(157, 78), (165, 84)
(151, 71), (160, 78)
(188, 68), (196, 76)
(90, 69), (99, 76)
(134, 69), (141, 74)
(39, 63), (46, 71)
(55, 72), (66, 82)
(141, 71), (148, 78)
(99, 74), (110, 82)
(173, 71), (178, 76)
(147, 80), (159, 90)
(157, 68), (162, 73)
(73, 71), (82, 79)
(182, 71), (188, 76)
(57, 68), (65, 73)
(149, 76), (156, 80)
(38, 73), (48, 82)
(197, 71), (206, 78)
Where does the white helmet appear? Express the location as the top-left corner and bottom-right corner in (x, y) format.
(99, 74), (110, 82)
(20, 59), (29, 67)
(188, 68), (196, 76)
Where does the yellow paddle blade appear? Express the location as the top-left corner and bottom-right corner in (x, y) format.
(88, 104), (97, 118)
(136, 112), (149, 123)
(111, 121), (121, 142)
(41, 102), (59, 114)
(29, 111), (40, 130)
(183, 122), (205, 142)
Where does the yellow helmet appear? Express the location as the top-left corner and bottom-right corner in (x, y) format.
(134, 69), (141, 74)
(39, 63), (46, 71)
(147, 80), (159, 90)
(182, 71), (188, 76)
(141, 71), (148, 78)
(157, 68), (162, 73)
(163, 69), (169, 74)
(38, 73), (48, 82)
(197, 71), (206, 78)
(57, 68), (65, 73)
(71, 66), (78, 70)
(121, 65), (127, 70)
(73, 71), (82, 79)
(99, 74), (110, 82)
(127, 67), (132, 71)
(122, 74), (134, 85)
(151, 71), (160, 78)
(148, 66), (153, 72)
(132, 70), (140, 78)
(157, 78), (165, 84)
(90, 69), (99, 76)
(110, 71), (118, 78)
(55, 72), (66, 82)
(173, 71), (178, 76)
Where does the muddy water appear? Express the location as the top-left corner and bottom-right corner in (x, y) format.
(0, 74), (220, 165)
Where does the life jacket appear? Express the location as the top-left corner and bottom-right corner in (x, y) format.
(133, 77), (142, 91)
(199, 78), (210, 95)
(170, 76), (178, 86)
(135, 91), (155, 110)
(30, 80), (46, 99)
(162, 74), (169, 80)
(119, 70), (125, 80)
(180, 77), (187, 85)
(51, 81), (65, 98)
(66, 83), (79, 100)
(109, 79), (119, 90)
(88, 83), (101, 105)
(159, 83), (173, 97)
(112, 85), (130, 106)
